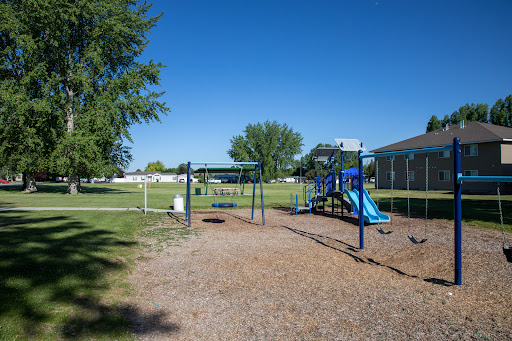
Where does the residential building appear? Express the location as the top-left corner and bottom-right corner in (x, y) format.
(123, 171), (178, 183)
(371, 121), (512, 193)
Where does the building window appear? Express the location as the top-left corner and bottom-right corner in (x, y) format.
(464, 144), (478, 156)
(133, 177), (137, 181)
(405, 153), (414, 160)
(406, 171), (415, 181)
(386, 155), (394, 161)
(464, 170), (478, 176)
(439, 170), (450, 182)
(438, 150), (450, 158)
(386, 171), (395, 181)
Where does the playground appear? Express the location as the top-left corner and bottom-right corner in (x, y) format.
(127, 208), (512, 340)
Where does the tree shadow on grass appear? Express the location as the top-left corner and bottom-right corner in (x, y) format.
(0, 212), (178, 339)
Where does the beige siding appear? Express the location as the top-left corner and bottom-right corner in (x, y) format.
(501, 144), (512, 164)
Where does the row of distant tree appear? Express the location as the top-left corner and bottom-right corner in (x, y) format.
(143, 161), (190, 175)
(426, 94), (512, 132)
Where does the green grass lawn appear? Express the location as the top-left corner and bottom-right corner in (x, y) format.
(0, 209), (145, 340)
(0, 181), (511, 339)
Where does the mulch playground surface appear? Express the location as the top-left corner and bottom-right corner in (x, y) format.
(127, 208), (512, 340)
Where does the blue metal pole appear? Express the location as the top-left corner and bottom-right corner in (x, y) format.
(290, 193), (293, 214)
(187, 162), (191, 227)
(296, 195), (298, 216)
(259, 163), (265, 225)
(252, 165), (257, 220)
(453, 137), (462, 285)
(309, 190), (312, 214)
(358, 150), (364, 250)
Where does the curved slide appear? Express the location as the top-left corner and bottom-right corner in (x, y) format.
(344, 188), (390, 224)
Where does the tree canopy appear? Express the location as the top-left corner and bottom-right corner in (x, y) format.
(145, 160), (166, 172)
(227, 121), (303, 180)
(426, 95), (511, 132)
(0, 0), (169, 193)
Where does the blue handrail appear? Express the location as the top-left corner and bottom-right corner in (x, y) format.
(457, 174), (512, 184)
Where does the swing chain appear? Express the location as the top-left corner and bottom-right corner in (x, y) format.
(376, 158), (379, 209)
(497, 185), (509, 248)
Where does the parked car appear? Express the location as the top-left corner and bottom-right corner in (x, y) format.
(369, 177), (375, 183)
(0, 179), (8, 184)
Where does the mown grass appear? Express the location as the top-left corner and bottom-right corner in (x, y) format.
(0, 210), (145, 340)
(0, 181), (511, 339)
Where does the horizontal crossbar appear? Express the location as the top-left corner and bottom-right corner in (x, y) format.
(457, 174), (512, 184)
(360, 145), (452, 159)
(189, 162), (259, 165)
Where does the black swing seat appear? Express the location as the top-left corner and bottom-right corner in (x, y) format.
(504, 246), (512, 263)
(408, 234), (427, 244)
(377, 227), (393, 235)
(212, 203), (237, 208)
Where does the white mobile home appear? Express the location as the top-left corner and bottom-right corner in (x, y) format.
(124, 171), (178, 183)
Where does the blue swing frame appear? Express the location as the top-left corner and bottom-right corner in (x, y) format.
(185, 162), (265, 227)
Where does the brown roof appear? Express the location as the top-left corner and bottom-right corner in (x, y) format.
(371, 121), (512, 153)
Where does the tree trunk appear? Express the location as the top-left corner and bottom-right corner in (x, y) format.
(67, 174), (81, 194)
(22, 172), (38, 193)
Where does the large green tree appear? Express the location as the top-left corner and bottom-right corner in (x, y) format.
(0, 2), (60, 192)
(228, 121), (303, 180)
(426, 115), (442, 132)
(145, 160), (166, 172)
(0, 0), (168, 194)
(490, 95), (512, 127)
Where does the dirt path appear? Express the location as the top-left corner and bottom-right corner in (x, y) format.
(127, 209), (512, 340)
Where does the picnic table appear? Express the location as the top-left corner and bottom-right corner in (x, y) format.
(213, 188), (239, 196)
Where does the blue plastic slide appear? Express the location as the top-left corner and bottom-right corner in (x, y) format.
(343, 188), (390, 224)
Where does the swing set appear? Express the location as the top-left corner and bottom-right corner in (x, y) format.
(358, 137), (511, 285)
(185, 162), (265, 227)
(373, 153), (429, 244)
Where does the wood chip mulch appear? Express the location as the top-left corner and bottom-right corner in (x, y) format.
(126, 208), (512, 340)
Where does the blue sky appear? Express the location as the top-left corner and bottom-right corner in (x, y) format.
(126, 0), (512, 171)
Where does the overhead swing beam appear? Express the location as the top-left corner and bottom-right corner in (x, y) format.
(185, 162), (265, 228)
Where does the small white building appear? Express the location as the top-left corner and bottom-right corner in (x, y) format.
(124, 171), (178, 183)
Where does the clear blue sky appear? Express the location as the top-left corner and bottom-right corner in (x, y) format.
(126, 0), (512, 171)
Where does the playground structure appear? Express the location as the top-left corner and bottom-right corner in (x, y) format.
(358, 137), (512, 285)
(185, 162), (265, 227)
(292, 137), (511, 285)
(291, 138), (390, 224)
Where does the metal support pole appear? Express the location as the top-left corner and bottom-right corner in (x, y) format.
(453, 137), (462, 285)
(332, 171), (335, 216)
(290, 193), (293, 214)
(144, 175), (147, 215)
(259, 163), (265, 225)
(296, 194), (298, 216)
(187, 162), (191, 227)
(341, 151), (344, 217)
(358, 150), (364, 250)
(252, 165), (257, 220)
